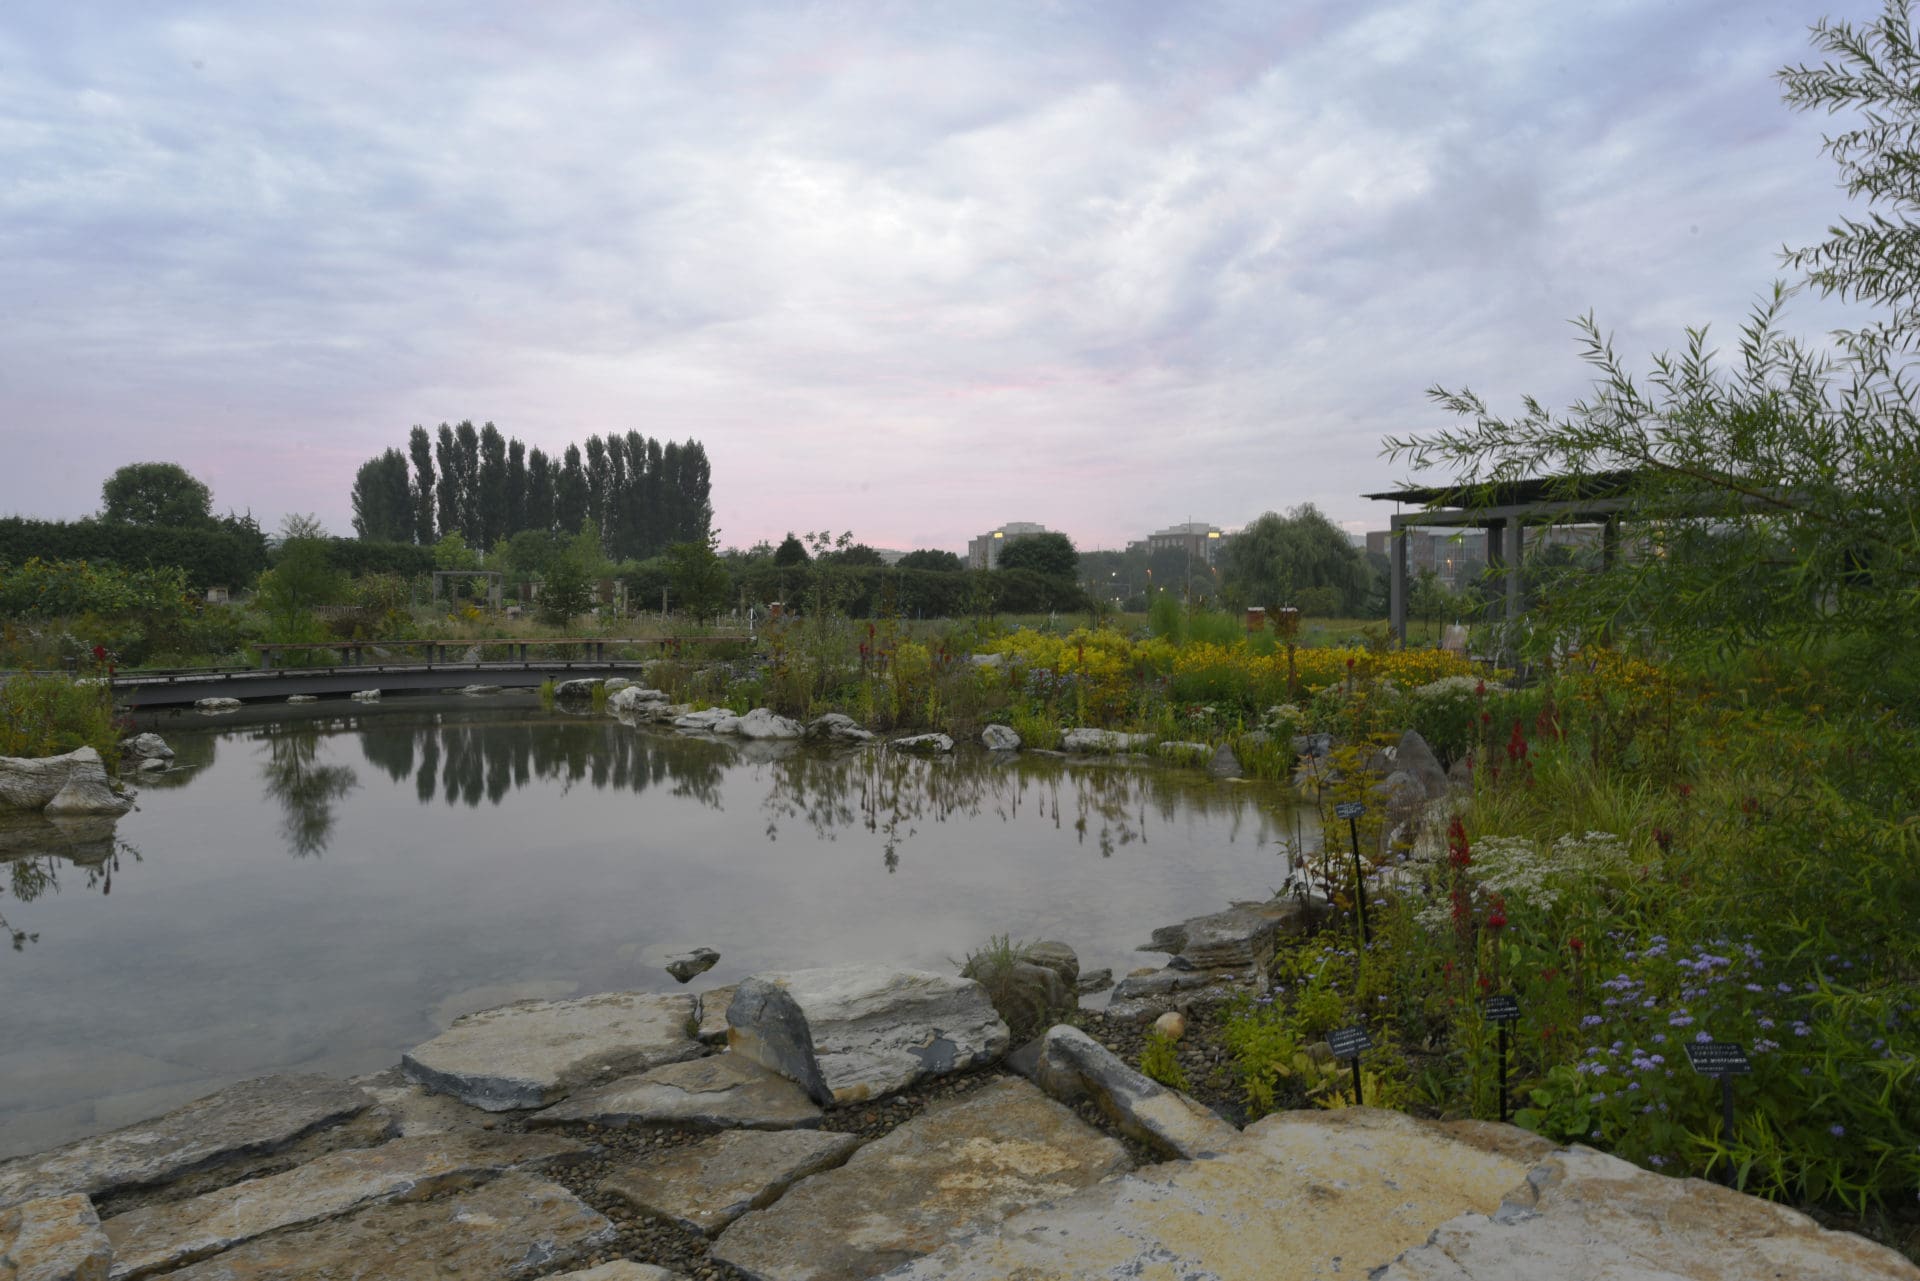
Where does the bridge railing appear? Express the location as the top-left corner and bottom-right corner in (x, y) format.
(252, 635), (754, 670)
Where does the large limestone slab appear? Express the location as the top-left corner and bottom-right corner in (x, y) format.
(1025, 1025), (1239, 1160)
(1, 1194), (111, 1281)
(0, 1075), (374, 1209)
(1138, 898), (1309, 970)
(0, 749), (132, 817)
(605, 1129), (862, 1237)
(101, 1132), (581, 1279)
(740, 966), (1009, 1105)
(1377, 1144), (1920, 1281)
(531, 1055), (823, 1131)
(696, 985), (737, 1044)
(712, 1077), (1128, 1281)
(162, 1173), (614, 1281)
(401, 990), (701, 1111)
(882, 1108), (1538, 1281)
(553, 1266), (684, 1281)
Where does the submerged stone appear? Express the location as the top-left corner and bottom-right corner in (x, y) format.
(665, 948), (721, 983)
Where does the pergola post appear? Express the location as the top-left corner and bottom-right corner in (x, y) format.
(1506, 522), (1525, 621)
(1388, 514), (1409, 646)
(1603, 516), (1619, 571)
(1485, 520), (1505, 627)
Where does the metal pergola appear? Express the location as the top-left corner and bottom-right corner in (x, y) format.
(1366, 471), (1642, 645)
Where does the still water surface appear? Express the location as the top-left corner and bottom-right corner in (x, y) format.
(1, 696), (1314, 1158)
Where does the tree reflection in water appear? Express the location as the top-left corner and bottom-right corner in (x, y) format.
(257, 726), (360, 858)
(762, 749), (1297, 874)
(357, 712), (730, 811)
(0, 815), (140, 949)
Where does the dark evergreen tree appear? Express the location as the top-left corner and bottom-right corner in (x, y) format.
(407, 425), (435, 544)
(526, 447), (555, 534)
(505, 438), (527, 537)
(477, 423), (508, 549)
(584, 435), (609, 538)
(434, 423), (460, 538)
(774, 532), (810, 566)
(454, 421), (481, 537)
(604, 434), (628, 557)
(557, 444), (588, 532)
(350, 449), (414, 541)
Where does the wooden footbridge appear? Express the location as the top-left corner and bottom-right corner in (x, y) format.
(104, 635), (754, 709)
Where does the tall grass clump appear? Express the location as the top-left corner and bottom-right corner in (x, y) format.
(0, 674), (120, 763)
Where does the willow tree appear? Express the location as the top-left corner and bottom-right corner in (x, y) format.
(1389, 2), (1920, 700)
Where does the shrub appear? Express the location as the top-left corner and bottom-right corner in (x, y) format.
(0, 673), (120, 762)
(1139, 1031), (1190, 1091)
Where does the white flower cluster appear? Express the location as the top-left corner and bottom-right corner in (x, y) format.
(1413, 830), (1631, 930)
(1413, 675), (1483, 702)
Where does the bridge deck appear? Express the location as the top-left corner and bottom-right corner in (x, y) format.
(111, 659), (676, 708)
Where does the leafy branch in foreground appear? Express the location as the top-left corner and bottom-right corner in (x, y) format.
(1385, 1), (1920, 697)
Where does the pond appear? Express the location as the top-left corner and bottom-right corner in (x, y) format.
(0, 696), (1317, 1158)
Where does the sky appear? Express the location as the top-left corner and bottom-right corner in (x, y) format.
(0, 0), (1884, 553)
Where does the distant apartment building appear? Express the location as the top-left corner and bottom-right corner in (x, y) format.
(967, 521), (1051, 569)
(1146, 522), (1225, 567)
(1366, 529), (1487, 589)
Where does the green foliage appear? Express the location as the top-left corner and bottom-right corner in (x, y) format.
(1139, 1031), (1190, 1091)
(322, 537), (433, 579)
(374, 425), (712, 559)
(0, 673), (120, 762)
(0, 558), (191, 620)
(100, 462), (214, 528)
(996, 531), (1078, 580)
(0, 518), (267, 591)
(257, 520), (346, 621)
(898, 548), (962, 572)
(350, 449), (414, 542)
(538, 551), (596, 626)
(433, 531), (481, 571)
(665, 539), (732, 622)
(773, 533), (810, 567)
(1147, 592), (1184, 641)
(1221, 505), (1373, 615)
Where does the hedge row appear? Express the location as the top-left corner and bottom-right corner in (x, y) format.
(0, 518), (268, 591)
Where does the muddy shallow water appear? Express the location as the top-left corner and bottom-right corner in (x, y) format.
(0, 694), (1317, 1158)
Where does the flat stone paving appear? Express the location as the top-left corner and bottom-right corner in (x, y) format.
(882, 1107), (1539, 1281)
(1376, 1145), (1920, 1281)
(101, 1132), (581, 1280)
(0, 1076), (373, 1209)
(401, 991), (702, 1112)
(603, 1129), (862, 1237)
(160, 1172), (615, 1281)
(1, 1193), (112, 1281)
(532, 1055), (823, 1132)
(712, 1076), (1129, 1281)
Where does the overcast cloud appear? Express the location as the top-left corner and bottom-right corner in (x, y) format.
(0, 0), (1883, 550)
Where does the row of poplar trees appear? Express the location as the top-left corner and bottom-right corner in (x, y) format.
(350, 423), (713, 561)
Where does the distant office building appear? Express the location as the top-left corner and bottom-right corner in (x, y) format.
(1146, 522), (1226, 566)
(1366, 529), (1487, 589)
(968, 521), (1051, 569)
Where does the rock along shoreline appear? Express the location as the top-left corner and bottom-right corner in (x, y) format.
(2, 948), (1913, 1281)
